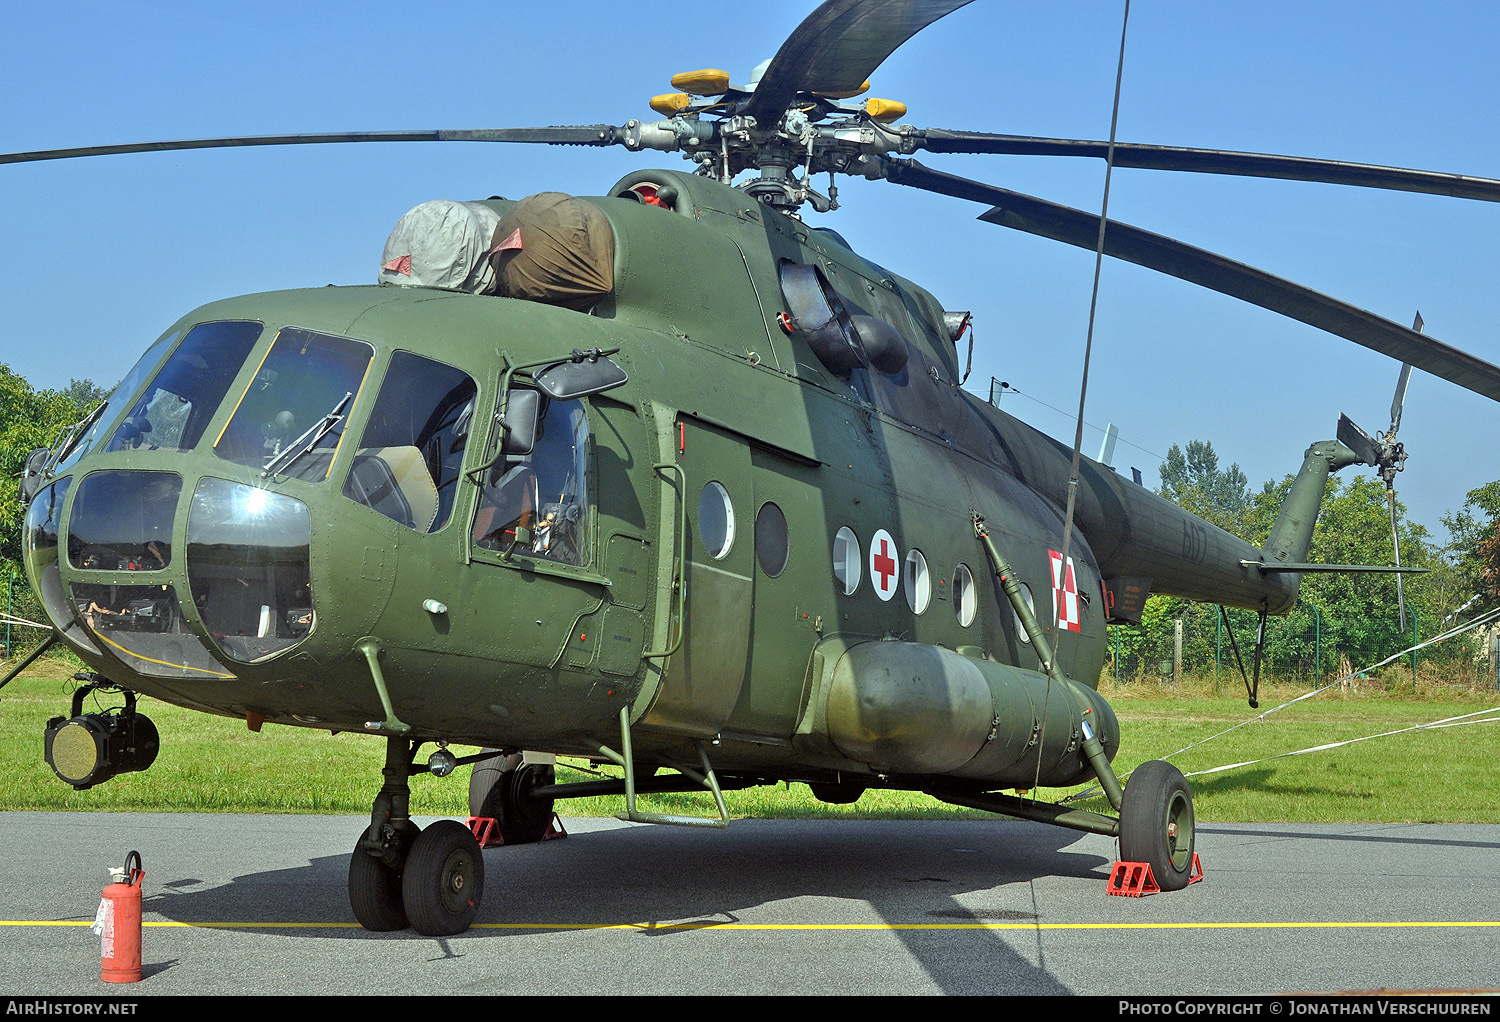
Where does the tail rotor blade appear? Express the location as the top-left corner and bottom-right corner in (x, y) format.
(1336, 414), (1382, 468)
(1389, 362), (1413, 438)
(1387, 312), (1422, 438)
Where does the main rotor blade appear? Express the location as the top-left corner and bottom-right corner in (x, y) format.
(917, 131), (1500, 203)
(743, 0), (974, 127)
(0, 127), (621, 165)
(882, 159), (1500, 403)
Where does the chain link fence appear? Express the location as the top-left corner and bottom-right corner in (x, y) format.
(1105, 604), (1500, 690)
(1, 571), (50, 663)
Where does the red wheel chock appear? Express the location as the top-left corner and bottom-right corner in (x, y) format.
(1107, 854), (1203, 896)
(468, 817), (501, 847)
(1107, 861), (1159, 897)
(467, 814), (568, 848)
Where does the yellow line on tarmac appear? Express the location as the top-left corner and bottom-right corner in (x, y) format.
(470, 921), (1500, 932)
(5, 920), (1500, 932)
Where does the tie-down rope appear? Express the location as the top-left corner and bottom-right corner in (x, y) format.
(1062, 603), (1500, 802)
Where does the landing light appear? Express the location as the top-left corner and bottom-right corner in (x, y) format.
(44, 686), (159, 790)
(428, 749), (457, 777)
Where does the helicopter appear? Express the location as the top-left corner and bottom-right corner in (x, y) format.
(8, 0), (1500, 938)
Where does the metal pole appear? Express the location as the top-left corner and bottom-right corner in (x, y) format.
(1113, 627), (1120, 687)
(1215, 610), (1222, 693)
(1316, 606), (1323, 687)
(1410, 612), (1419, 691)
(1173, 618), (1183, 684)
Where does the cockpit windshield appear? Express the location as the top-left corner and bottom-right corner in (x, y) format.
(53, 328), (182, 473)
(214, 328), (373, 480)
(104, 322), (263, 456)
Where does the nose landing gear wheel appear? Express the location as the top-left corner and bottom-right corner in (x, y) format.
(401, 819), (485, 936)
(348, 824), (419, 932)
(1118, 759), (1195, 892)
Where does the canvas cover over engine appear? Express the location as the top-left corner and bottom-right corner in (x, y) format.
(378, 200), (501, 293)
(488, 192), (614, 311)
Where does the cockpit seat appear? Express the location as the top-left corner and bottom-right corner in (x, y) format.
(346, 446), (439, 533)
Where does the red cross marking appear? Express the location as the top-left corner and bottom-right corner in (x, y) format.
(874, 537), (897, 591)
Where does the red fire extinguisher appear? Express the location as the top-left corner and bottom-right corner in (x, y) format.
(95, 851), (144, 983)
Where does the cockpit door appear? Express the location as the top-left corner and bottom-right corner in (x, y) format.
(638, 412), (752, 737)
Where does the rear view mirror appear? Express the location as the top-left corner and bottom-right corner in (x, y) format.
(498, 389), (541, 456)
(533, 350), (628, 400)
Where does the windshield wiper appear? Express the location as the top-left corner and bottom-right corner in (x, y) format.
(46, 400), (108, 473)
(262, 392), (352, 478)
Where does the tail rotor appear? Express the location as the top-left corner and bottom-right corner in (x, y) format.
(1335, 313), (1421, 631)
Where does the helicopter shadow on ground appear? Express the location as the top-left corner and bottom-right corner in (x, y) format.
(145, 818), (1104, 994)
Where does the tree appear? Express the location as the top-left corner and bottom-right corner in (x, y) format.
(63, 378), (108, 411)
(1157, 439), (1251, 532)
(0, 365), (103, 572)
(1441, 480), (1500, 604)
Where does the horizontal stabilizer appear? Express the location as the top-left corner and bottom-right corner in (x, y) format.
(1240, 560), (1427, 574)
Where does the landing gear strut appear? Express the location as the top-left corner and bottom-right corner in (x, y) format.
(350, 737), (486, 936)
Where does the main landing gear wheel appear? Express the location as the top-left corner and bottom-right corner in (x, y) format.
(401, 819), (485, 936)
(1118, 759), (1195, 892)
(469, 750), (556, 845)
(348, 824), (419, 932)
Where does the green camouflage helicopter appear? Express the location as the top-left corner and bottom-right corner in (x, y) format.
(8, 0), (1500, 937)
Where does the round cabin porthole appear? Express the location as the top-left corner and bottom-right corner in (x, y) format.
(697, 481), (734, 559)
(953, 563), (977, 627)
(904, 549), (930, 614)
(755, 502), (789, 578)
(1013, 582), (1035, 643)
(833, 526), (861, 595)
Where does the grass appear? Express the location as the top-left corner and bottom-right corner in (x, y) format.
(2, 651), (1497, 823)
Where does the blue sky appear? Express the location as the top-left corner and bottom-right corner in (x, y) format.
(5, 1), (1500, 544)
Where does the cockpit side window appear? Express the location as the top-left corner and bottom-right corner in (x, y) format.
(472, 393), (590, 566)
(342, 351), (478, 533)
(104, 321), (263, 455)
